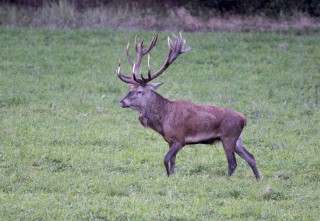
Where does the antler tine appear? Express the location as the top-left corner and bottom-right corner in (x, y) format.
(141, 33), (191, 84)
(147, 54), (151, 78)
(167, 36), (173, 49)
(132, 62), (142, 83)
(134, 39), (144, 75)
(126, 41), (134, 66)
(134, 35), (139, 54)
(116, 59), (136, 84)
(118, 35), (158, 85)
(142, 35), (158, 55)
(180, 32), (191, 53)
(116, 33), (190, 85)
(126, 35), (145, 68)
(140, 54), (152, 82)
(134, 35), (158, 76)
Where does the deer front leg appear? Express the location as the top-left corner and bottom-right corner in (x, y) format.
(164, 143), (181, 176)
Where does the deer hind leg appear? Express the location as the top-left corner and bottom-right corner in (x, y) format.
(169, 155), (177, 175)
(164, 143), (181, 176)
(235, 137), (261, 180)
(221, 139), (238, 177)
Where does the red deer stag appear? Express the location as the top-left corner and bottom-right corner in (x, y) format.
(116, 33), (260, 180)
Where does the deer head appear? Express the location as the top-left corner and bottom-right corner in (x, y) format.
(116, 33), (191, 110)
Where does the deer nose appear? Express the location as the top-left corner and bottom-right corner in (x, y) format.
(119, 100), (128, 108)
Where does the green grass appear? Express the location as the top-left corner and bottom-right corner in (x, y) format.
(0, 28), (319, 220)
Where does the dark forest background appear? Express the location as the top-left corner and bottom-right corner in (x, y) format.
(5, 0), (320, 17)
(1, 0), (319, 31)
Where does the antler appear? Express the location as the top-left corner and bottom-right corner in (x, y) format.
(116, 33), (191, 85)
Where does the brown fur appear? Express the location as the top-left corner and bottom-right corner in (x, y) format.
(117, 33), (260, 180)
(120, 85), (260, 180)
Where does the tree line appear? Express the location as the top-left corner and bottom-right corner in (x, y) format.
(5, 0), (320, 17)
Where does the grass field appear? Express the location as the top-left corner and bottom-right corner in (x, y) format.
(0, 28), (319, 220)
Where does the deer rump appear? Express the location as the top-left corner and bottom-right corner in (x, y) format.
(116, 33), (260, 180)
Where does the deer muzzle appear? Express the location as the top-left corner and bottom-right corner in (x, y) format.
(119, 99), (129, 108)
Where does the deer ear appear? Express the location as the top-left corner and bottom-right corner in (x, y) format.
(148, 83), (163, 90)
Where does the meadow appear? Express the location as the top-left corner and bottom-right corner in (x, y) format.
(0, 28), (319, 220)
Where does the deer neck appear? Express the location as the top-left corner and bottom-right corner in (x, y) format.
(139, 91), (169, 134)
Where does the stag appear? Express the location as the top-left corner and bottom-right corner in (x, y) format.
(116, 33), (260, 180)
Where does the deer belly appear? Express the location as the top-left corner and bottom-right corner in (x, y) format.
(185, 132), (219, 145)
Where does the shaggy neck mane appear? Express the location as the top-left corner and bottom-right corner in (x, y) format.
(139, 91), (169, 134)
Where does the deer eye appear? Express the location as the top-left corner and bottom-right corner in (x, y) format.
(137, 90), (143, 95)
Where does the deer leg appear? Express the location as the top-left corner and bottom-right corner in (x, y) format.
(222, 139), (237, 177)
(169, 154), (177, 175)
(164, 143), (181, 176)
(235, 137), (261, 180)
(227, 152), (237, 176)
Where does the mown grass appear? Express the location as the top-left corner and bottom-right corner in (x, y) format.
(0, 28), (319, 220)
